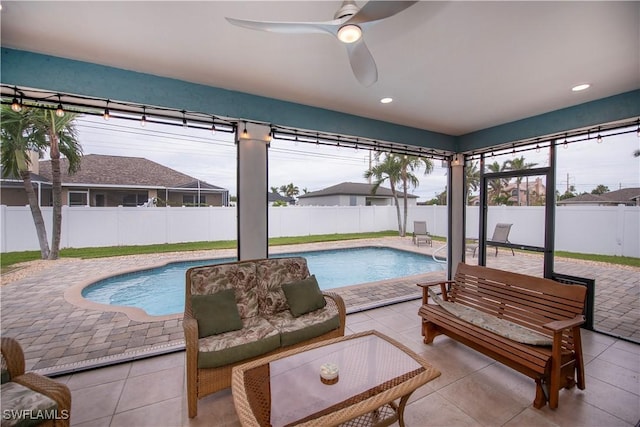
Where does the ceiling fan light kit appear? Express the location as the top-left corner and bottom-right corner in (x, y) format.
(225, 1), (417, 86)
(337, 24), (362, 43)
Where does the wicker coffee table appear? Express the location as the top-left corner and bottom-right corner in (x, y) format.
(231, 330), (440, 427)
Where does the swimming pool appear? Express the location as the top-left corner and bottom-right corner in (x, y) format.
(82, 246), (443, 316)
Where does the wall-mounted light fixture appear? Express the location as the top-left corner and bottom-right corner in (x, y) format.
(266, 126), (273, 143)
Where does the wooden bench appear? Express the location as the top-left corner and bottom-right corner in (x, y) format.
(417, 262), (586, 409)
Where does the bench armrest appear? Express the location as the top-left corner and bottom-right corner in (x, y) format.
(543, 315), (585, 332)
(417, 280), (454, 303)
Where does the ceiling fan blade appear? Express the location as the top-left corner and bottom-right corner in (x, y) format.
(347, 1), (418, 25)
(225, 17), (341, 36)
(345, 38), (378, 87)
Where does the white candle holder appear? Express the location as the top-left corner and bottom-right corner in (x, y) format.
(320, 363), (339, 385)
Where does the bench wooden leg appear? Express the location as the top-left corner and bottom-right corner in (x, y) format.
(534, 378), (547, 409)
(422, 321), (439, 344)
(572, 327), (586, 390)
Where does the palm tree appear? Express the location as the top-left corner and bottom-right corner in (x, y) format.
(465, 161), (480, 205)
(32, 109), (82, 260)
(486, 161), (511, 205)
(505, 156), (538, 205)
(278, 183), (300, 199)
(397, 155), (433, 235)
(365, 153), (433, 237)
(0, 106), (50, 259)
(364, 153), (403, 235)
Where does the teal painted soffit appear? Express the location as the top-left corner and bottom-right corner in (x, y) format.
(1, 48), (454, 152)
(457, 90), (640, 152)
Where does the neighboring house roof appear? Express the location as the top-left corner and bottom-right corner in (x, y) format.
(558, 187), (640, 205)
(37, 154), (226, 190)
(298, 182), (418, 199)
(0, 169), (52, 187)
(268, 192), (295, 203)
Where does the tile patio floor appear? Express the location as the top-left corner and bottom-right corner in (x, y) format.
(54, 301), (640, 426)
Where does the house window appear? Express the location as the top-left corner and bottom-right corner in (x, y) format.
(122, 193), (148, 207)
(183, 194), (206, 206)
(94, 194), (105, 207)
(68, 191), (89, 206)
(349, 195), (357, 206)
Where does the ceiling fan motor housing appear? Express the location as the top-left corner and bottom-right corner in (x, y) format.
(334, 0), (360, 19)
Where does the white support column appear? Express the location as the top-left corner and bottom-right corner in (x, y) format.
(237, 122), (271, 260)
(449, 153), (465, 272)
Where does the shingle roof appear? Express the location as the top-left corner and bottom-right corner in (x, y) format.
(558, 187), (640, 205)
(298, 182), (418, 198)
(37, 154), (225, 189)
(268, 192), (295, 203)
(0, 168), (51, 185)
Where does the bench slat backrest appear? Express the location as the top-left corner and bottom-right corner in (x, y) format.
(450, 263), (586, 336)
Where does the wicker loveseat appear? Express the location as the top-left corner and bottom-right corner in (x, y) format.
(1, 337), (71, 427)
(183, 256), (346, 418)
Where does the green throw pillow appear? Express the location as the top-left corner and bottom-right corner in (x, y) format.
(191, 289), (243, 338)
(282, 275), (326, 317)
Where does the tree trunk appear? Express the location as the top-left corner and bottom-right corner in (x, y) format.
(49, 132), (62, 260)
(402, 179), (408, 237)
(390, 182), (403, 236)
(20, 170), (50, 259)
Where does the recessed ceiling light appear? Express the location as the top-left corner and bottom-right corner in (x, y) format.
(380, 97), (393, 104)
(571, 83), (591, 92)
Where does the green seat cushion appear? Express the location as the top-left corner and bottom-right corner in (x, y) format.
(268, 302), (340, 347)
(280, 316), (340, 347)
(282, 275), (326, 317)
(428, 288), (552, 346)
(197, 316), (280, 368)
(0, 381), (58, 427)
(191, 289), (243, 338)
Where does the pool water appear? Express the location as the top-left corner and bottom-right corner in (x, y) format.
(82, 247), (443, 316)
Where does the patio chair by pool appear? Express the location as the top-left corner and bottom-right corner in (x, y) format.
(412, 221), (432, 247)
(470, 223), (515, 257)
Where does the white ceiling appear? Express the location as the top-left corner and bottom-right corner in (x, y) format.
(1, 1), (639, 136)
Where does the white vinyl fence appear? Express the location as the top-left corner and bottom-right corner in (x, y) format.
(1, 204), (638, 257)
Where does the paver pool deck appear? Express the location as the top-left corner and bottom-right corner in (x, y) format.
(1, 236), (638, 376)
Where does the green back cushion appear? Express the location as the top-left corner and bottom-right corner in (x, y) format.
(191, 289), (243, 338)
(282, 275), (326, 317)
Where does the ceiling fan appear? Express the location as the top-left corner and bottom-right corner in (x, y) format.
(226, 1), (418, 87)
